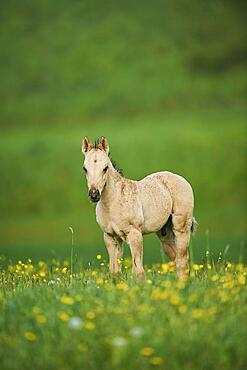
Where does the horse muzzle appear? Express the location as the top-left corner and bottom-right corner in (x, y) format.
(88, 187), (100, 203)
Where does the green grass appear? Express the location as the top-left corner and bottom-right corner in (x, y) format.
(0, 109), (246, 262)
(1, 1), (246, 124)
(0, 256), (246, 370)
(1, 3), (246, 367)
(0, 0), (246, 262)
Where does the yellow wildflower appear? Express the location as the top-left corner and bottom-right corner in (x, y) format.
(96, 254), (102, 260)
(16, 264), (21, 272)
(222, 281), (234, 289)
(192, 264), (200, 271)
(161, 290), (169, 300)
(178, 305), (187, 314)
(140, 347), (155, 356)
(238, 275), (246, 285)
(39, 271), (46, 277)
(123, 257), (132, 269)
(236, 263), (244, 272)
(36, 315), (47, 324)
(162, 280), (172, 288)
(62, 267), (67, 274)
(150, 357), (163, 365)
(58, 311), (70, 321)
(161, 263), (169, 273)
(188, 293), (197, 302)
(191, 309), (204, 319)
(151, 288), (161, 300)
(116, 283), (128, 291)
(8, 265), (15, 273)
(208, 307), (217, 315)
(211, 274), (219, 282)
(96, 278), (104, 285)
(91, 270), (97, 276)
(24, 331), (37, 341)
(60, 295), (74, 305)
(84, 321), (96, 330)
(219, 292), (229, 302)
(32, 306), (41, 314)
(170, 292), (180, 305)
(176, 281), (185, 290)
(146, 279), (152, 285)
(86, 311), (96, 319)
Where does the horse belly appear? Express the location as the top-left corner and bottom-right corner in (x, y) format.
(140, 184), (172, 234)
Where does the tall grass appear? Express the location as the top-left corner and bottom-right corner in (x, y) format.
(0, 255), (246, 370)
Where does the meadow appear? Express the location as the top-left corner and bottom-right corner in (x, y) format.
(0, 255), (246, 370)
(0, 0), (246, 263)
(0, 1), (246, 368)
(0, 108), (246, 264)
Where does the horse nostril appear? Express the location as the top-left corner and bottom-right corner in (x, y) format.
(89, 188), (100, 201)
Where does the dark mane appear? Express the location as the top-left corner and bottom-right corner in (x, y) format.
(93, 139), (101, 149)
(110, 156), (124, 176)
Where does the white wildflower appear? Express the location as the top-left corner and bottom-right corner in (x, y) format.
(129, 326), (144, 337)
(68, 317), (83, 330)
(112, 337), (127, 347)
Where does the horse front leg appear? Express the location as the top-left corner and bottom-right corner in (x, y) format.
(104, 233), (122, 274)
(126, 228), (145, 278)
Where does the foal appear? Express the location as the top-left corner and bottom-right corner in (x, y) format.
(82, 136), (196, 279)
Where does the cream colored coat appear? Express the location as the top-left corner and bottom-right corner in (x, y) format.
(82, 137), (195, 278)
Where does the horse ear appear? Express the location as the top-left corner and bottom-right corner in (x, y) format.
(82, 136), (91, 154)
(100, 136), (109, 155)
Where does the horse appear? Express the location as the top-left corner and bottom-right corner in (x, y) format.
(81, 136), (196, 279)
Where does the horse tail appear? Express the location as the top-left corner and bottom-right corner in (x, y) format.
(191, 217), (198, 234)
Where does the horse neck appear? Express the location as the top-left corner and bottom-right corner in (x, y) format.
(100, 167), (122, 206)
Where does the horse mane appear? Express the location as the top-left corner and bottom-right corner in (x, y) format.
(92, 138), (124, 176)
(109, 157), (124, 176)
(92, 139), (101, 149)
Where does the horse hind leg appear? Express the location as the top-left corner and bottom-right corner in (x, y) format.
(156, 216), (176, 261)
(172, 213), (192, 279)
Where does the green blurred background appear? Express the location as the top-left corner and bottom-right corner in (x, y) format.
(0, 0), (246, 264)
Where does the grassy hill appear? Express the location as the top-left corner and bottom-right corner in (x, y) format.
(0, 0), (246, 263)
(0, 0), (246, 124)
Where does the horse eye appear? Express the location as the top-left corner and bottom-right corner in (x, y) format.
(83, 166), (87, 173)
(103, 166), (108, 173)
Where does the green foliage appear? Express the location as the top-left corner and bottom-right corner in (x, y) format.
(0, 110), (246, 261)
(0, 257), (246, 370)
(0, 0), (246, 262)
(0, 0), (246, 123)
